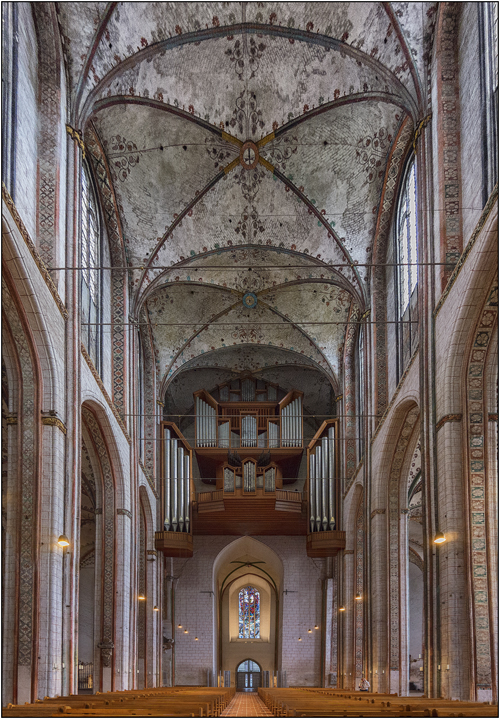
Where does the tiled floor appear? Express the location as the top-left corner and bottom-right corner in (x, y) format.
(221, 691), (273, 717)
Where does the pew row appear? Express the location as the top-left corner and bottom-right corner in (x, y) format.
(3, 687), (235, 718)
(258, 687), (498, 718)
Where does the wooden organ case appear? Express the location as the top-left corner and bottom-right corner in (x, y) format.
(192, 377), (307, 535)
(155, 376), (345, 556)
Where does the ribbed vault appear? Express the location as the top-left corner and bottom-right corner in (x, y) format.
(57, 2), (437, 393)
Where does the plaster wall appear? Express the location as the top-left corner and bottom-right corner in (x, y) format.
(13, 3), (38, 242)
(458, 4), (485, 245)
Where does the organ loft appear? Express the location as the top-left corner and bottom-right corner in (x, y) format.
(1, 1), (498, 714)
(155, 375), (345, 556)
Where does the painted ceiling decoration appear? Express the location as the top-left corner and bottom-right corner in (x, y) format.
(58, 1), (437, 388)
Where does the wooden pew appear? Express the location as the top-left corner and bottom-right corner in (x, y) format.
(3, 686), (235, 718)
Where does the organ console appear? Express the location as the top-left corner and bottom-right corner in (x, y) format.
(155, 374), (345, 556)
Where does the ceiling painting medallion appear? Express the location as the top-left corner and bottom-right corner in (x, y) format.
(240, 141), (259, 170)
(242, 292), (258, 309)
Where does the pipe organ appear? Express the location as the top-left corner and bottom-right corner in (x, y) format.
(156, 374), (344, 553)
(306, 419), (345, 557)
(308, 425), (336, 532)
(194, 385), (303, 450)
(155, 422), (194, 557)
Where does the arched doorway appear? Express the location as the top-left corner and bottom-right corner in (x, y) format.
(236, 659), (261, 692)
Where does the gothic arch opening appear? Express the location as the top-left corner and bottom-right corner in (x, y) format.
(214, 537), (283, 689)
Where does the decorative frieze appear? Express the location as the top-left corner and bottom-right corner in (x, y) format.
(436, 414), (462, 432)
(466, 282), (498, 692)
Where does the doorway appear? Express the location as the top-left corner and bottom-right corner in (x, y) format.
(236, 659), (261, 692)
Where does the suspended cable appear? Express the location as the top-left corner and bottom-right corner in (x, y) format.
(82, 321), (417, 330)
(50, 261), (456, 270)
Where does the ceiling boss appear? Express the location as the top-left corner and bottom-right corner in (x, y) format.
(240, 140), (259, 170)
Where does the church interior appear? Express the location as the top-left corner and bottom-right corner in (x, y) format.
(1, 2), (498, 715)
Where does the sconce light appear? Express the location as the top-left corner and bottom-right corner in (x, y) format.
(434, 531), (446, 544)
(298, 637), (302, 641)
(58, 535), (70, 547)
(153, 606), (159, 612)
(307, 629), (312, 633)
(314, 624), (319, 630)
(195, 637), (199, 641)
(138, 594), (146, 601)
(184, 629), (188, 634)
(178, 624), (182, 629)
(355, 593), (362, 600)
(339, 606), (346, 612)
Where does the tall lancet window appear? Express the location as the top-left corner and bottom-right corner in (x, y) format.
(238, 586), (260, 639)
(395, 159), (418, 379)
(80, 165), (101, 371)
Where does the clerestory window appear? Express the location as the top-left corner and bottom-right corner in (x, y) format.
(80, 165), (102, 372)
(395, 159), (419, 380)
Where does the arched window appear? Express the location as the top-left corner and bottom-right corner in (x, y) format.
(479, 2), (498, 197)
(238, 586), (260, 639)
(395, 159), (418, 379)
(80, 165), (101, 371)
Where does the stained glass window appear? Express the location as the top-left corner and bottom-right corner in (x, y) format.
(238, 586), (260, 639)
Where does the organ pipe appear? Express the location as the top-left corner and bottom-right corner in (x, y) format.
(184, 455), (190, 532)
(309, 454), (316, 533)
(308, 422), (337, 533)
(314, 445), (322, 531)
(171, 439), (178, 531)
(322, 437), (328, 530)
(328, 425), (335, 529)
(164, 427), (171, 531)
(163, 427), (192, 533)
(178, 446), (184, 532)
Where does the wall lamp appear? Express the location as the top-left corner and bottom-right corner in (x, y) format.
(153, 606), (159, 612)
(433, 532), (446, 544)
(355, 593), (362, 600)
(339, 606), (346, 612)
(138, 594), (146, 600)
(58, 535), (70, 547)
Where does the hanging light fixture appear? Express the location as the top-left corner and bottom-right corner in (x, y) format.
(178, 623), (182, 629)
(153, 606), (159, 612)
(195, 637), (199, 641)
(184, 629), (188, 634)
(298, 637), (302, 641)
(58, 535), (70, 547)
(433, 531), (446, 544)
(314, 624), (319, 630)
(355, 593), (362, 600)
(307, 629), (312, 634)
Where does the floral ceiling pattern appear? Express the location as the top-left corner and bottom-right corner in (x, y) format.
(57, 1), (437, 391)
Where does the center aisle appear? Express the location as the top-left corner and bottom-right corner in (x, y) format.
(220, 692), (273, 717)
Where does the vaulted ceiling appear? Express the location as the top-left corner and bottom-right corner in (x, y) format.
(59, 2), (437, 397)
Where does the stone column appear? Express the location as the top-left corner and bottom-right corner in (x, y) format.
(370, 510), (388, 693)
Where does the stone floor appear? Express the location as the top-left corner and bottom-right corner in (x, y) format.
(221, 691), (273, 717)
